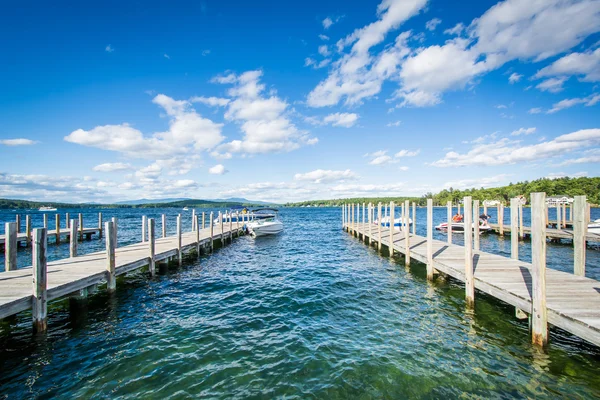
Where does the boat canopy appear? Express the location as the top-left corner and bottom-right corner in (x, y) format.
(251, 208), (279, 213)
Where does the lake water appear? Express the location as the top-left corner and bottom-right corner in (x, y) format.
(1, 207), (600, 398)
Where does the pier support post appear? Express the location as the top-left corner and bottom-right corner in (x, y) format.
(177, 214), (182, 266)
(368, 203), (372, 244)
(98, 212), (103, 239)
(65, 213), (70, 229)
(15, 214), (21, 234)
(111, 217), (118, 248)
(498, 204), (504, 236)
(5, 222), (17, 271)
(510, 198), (519, 260)
(162, 214), (167, 238)
(464, 197), (474, 307)
(427, 199), (434, 281)
(32, 228), (47, 332)
(219, 212), (224, 244)
(412, 202), (416, 235)
(202, 212), (206, 230)
(519, 202), (524, 239)
(105, 221), (116, 292)
(229, 213), (233, 243)
(192, 209), (196, 232)
(196, 216), (201, 257)
(26, 215), (31, 245)
(473, 200), (480, 251)
(362, 203), (366, 241)
(573, 196), (587, 276)
(209, 212), (214, 252)
(142, 215), (147, 243)
(377, 203), (382, 252)
(342, 205), (345, 229)
(55, 214), (61, 244)
(531, 192), (548, 347)
(404, 200), (410, 267)
(563, 203), (567, 227)
(389, 202), (395, 257)
(447, 201), (452, 244)
(78, 213), (83, 241)
(70, 219), (78, 258)
(148, 218), (155, 276)
(556, 204), (561, 229)
(43, 214), (48, 229)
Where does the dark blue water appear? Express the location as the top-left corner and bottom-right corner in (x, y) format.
(1, 207), (599, 398)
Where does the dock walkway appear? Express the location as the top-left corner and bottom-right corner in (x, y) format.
(488, 223), (600, 243)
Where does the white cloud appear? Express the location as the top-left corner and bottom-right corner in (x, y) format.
(319, 34), (330, 41)
(0, 173), (110, 203)
(365, 148), (418, 164)
(432, 128), (600, 167)
(534, 48), (600, 82)
(293, 169), (358, 183)
(386, 120), (401, 127)
(528, 107), (543, 114)
(495, 104), (507, 109)
(394, 149), (420, 157)
(0, 138), (38, 146)
(547, 93), (600, 113)
(547, 171), (588, 179)
(444, 23), (464, 36)
(536, 76), (568, 93)
(208, 164), (228, 175)
(330, 183), (406, 195)
(202, 50), (211, 56)
(443, 174), (511, 190)
(318, 45), (331, 57)
(425, 18), (442, 31)
(164, 54), (170, 59)
(511, 127), (536, 136)
(323, 16), (343, 30)
(92, 162), (132, 172)
(559, 155), (600, 166)
(508, 72), (523, 84)
(190, 96), (230, 107)
(323, 112), (359, 127)
(105, 44), (114, 53)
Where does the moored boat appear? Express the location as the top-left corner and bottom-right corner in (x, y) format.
(435, 221), (493, 233)
(38, 206), (57, 211)
(246, 208), (283, 237)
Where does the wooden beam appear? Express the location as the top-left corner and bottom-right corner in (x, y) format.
(427, 199), (433, 281)
(389, 201), (395, 257)
(192, 209), (196, 232)
(111, 217), (118, 248)
(32, 228), (47, 332)
(531, 192), (548, 347)
(518, 202), (524, 239)
(573, 195), (587, 277)
(510, 198), (518, 260)
(105, 221), (116, 292)
(55, 214), (61, 244)
(473, 200), (480, 251)
(4, 222), (17, 271)
(162, 214), (167, 238)
(202, 212), (206, 230)
(209, 212), (214, 251)
(556, 203), (561, 229)
(43, 214), (48, 229)
(78, 213), (83, 241)
(404, 200), (410, 267)
(196, 216), (201, 257)
(142, 215), (147, 243)
(447, 201), (452, 244)
(377, 203), (382, 252)
(368, 203), (373, 245)
(498, 204), (504, 236)
(177, 214), (182, 266)
(412, 202), (416, 236)
(26, 215), (31, 245)
(148, 218), (155, 276)
(98, 212), (103, 239)
(464, 196), (474, 307)
(15, 214), (21, 234)
(70, 219), (78, 258)
(65, 213), (70, 229)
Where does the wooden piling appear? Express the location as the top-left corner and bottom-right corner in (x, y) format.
(202, 212), (206, 230)
(177, 214), (182, 266)
(192, 209), (196, 231)
(447, 201), (452, 244)
(142, 215), (147, 243)
(4, 222), (17, 271)
(111, 217), (118, 248)
(464, 196), (474, 307)
(510, 198), (518, 260)
(65, 213), (70, 229)
(368, 203), (373, 245)
(70, 219), (78, 258)
(148, 218), (155, 276)
(377, 203), (382, 252)
(498, 204), (504, 236)
(196, 216), (201, 257)
(162, 214), (167, 238)
(26, 215), (31, 245)
(531, 192), (548, 347)
(342, 205), (346, 229)
(55, 214), (61, 244)
(412, 202), (416, 235)
(362, 203), (366, 241)
(98, 212), (103, 239)
(32, 228), (47, 332)
(426, 199), (433, 281)
(519, 202), (524, 239)
(573, 195), (587, 277)
(229, 212), (233, 242)
(556, 204), (561, 229)
(105, 221), (116, 292)
(473, 200), (480, 251)
(78, 213), (83, 240)
(43, 214), (48, 229)
(563, 203), (567, 227)
(209, 212), (214, 251)
(404, 200), (410, 267)
(16, 214), (21, 234)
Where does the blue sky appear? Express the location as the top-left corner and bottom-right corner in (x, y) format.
(1, 0), (599, 203)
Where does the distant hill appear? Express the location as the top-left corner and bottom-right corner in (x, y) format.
(212, 197), (275, 206)
(115, 198), (191, 205)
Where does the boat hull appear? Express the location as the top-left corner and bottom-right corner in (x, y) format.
(435, 222), (492, 233)
(248, 221), (284, 237)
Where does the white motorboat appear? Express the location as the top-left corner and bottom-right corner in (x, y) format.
(38, 206), (57, 211)
(246, 208), (283, 237)
(215, 208), (275, 224)
(435, 221), (493, 233)
(589, 219), (600, 234)
(182, 207), (189, 211)
(375, 217), (412, 230)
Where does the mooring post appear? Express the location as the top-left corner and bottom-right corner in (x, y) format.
(161, 214), (166, 238)
(510, 198), (518, 260)
(111, 217), (118, 248)
(556, 204), (561, 229)
(519, 202), (524, 239)
(98, 212), (103, 239)
(573, 195), (587, 276)
(43, 214), (48, 229)
(192, 209), (196, 232)
(105, 221), (116, 292)
(55, 214), (61, 244)
(209, 212), (214, 252)
(377, 203), (382, 252)
(563, 203), (567, 227)
(362, 202), (366, 239)
(65, 213), (70, 229)
(15, 214), (21, 234)
(5, 222), (17, 271)
(32, 228), (47, 332)
(464, 196), (474, 307)
(412, 202), (416, 235)
(342, 205), (345, 229)
(147, 218), (155, 276)
(70, 219), (78, 257)
(404, 200), (410, 267)
(474, 200), (480, 251)
(426, 199), (433, 281)
(368, 203), (373, 244)
(568, 203), (572, 222)
(389, 201), (395, 257)
(447, 201), (452, 244)
(531, 192), (548, 347)
(196, 216), (201, 257)
(202, 212), (206, 230)
(177, 214), (182, 266)
(586, 202), (591, 224)
(229, 212), (233, 242)
(26, 215), (31, 245)
(457, 202), (461, 217)
(142, 215), (147, 243)
(498, 204), (504, 236)
(220, 212), (224, 243)
(545, 204), (549, 226)
(78, 213), (83, 240)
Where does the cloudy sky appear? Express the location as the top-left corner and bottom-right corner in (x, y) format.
(1, 0), (599, 203)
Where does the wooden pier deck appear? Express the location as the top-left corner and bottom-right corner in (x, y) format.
(343, 196), (600, 348)
(488, 223), (600, 243)
(0, 227), (101, 246)
(0, 221), (243, 321)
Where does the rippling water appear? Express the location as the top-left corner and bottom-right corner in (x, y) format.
(1, 207), (600, 398)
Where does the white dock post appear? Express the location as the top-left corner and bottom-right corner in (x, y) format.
(389, 201), (395, 257)
(229, 212), (233, 242)
(568, 203), (572, 222)
(457, 202), (461, 217)
(177, 214), (182, 266)
(209, 212), (214, 252)
(498, 204), (504, 236)
(98, 212), (103, 239)
(447, 201), (452, 244)
(556, 204), (561, 229)
(105, 221), (116, 292)
(545, 204), (549, 226)
(196, 216), (201, 257)
(412, 202), (416, 236)
(192, 209), (196, 231)
(162, 214), (167, 238)
(368, 203), (373, 244)
(65, 213), (70, 229)
(586, 202), (591, 224)
(142, 215), (147, 243)
(111, 217), (118, 248)
(26, 215), (31, 245)
(519, 202), (524, 239)
(483, 204), (487, 217)
(362, 202), (366, 240)
(342, 205), (345, 229)
(4, 222), (17, 271)
(573, 195), (587, 277)
(473, 200), (480, 251)
(15, 214), (21, 234)
(562, 203), (567, 227)
(426, 199), (433, 281)
(202, 212), (206, 230)
(464, 196), (474, 307)
(148, 218), (155, 277)
(377, 203), (382, 252)
(531, 192), (548, 347)
(404, 200), (410, 267)
(43, 214), (48, 229)
(510, 198), (518, 260)
(55, 214), (61, 244)
(32, 228), (47, 332)
(78, 213), (83, 240)
(70, 219), (78, 258)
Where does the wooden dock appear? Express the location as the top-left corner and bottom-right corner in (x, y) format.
(488, 223), (600, 243)
(0, 211), (244, 329)
(343, 195), (600, 348)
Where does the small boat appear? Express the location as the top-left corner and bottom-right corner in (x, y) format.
(589, 219), (600, 234)
(182, 207), (189, 211)
(377, 217), (412, 229)
(435, 221), (493, 233)
(38, 206), (57, 212)
(247, 208), (283, 237)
